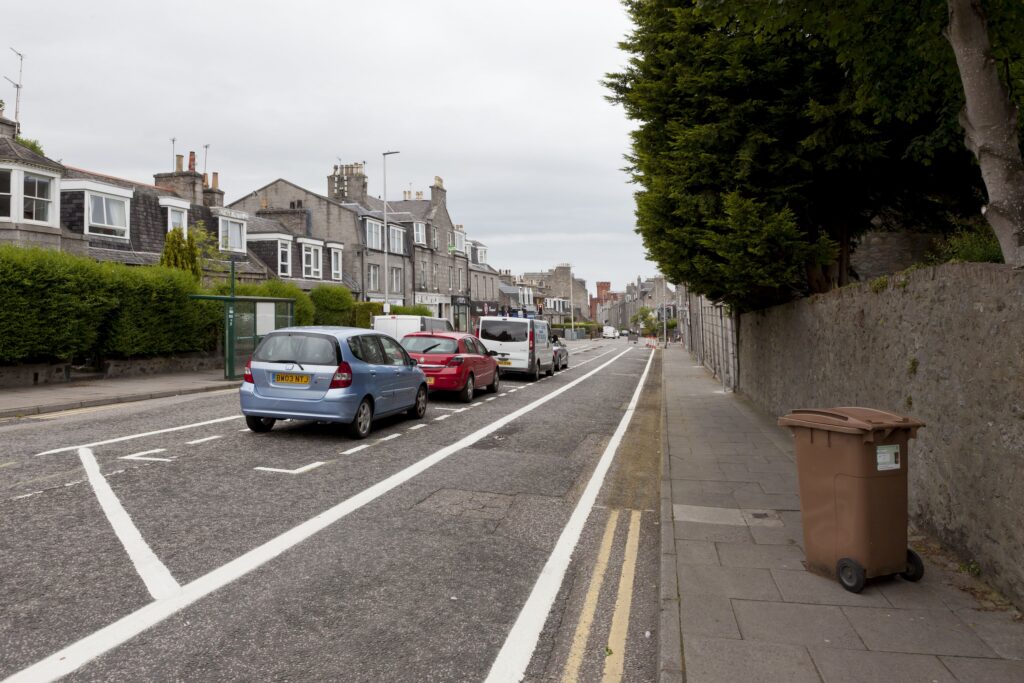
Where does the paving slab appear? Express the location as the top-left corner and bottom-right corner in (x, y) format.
(715, 542), (805, 570)
(955, 608), (1024, 660)
(940, 655), (1024, 682)
(678, 592), (741, 639)
(674, 540), (720, 566)
(771, 569), (891, 607)
(677, 565), (782, 601)
(842, 606), (998, 657)
(809, 647), (956, 683)
(674, 521), (754, 544)
(732, 600), (865, 649)
(682, 635), (821, 683)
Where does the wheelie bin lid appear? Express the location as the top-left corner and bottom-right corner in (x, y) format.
(778, 407), (923, 440)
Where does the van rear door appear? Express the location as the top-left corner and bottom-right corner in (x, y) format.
(478, 318), (531, 370)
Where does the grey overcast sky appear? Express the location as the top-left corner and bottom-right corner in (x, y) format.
(4, 0), (655, 296)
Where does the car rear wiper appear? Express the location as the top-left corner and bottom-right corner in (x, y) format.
(420, 344), (440, 353)
(269, 359), (305, 370)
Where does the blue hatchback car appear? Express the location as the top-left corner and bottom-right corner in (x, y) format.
(240, 326), (428, 438)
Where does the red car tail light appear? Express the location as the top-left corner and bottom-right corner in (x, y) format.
(330, 361), (353, 388)
(446, 356), (465, 367)
(243, 358), (254, 383)
(529, 328), (535, 350)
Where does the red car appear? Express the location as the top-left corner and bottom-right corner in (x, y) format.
(400, 332), (500, 402)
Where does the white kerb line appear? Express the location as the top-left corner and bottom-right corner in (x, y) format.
(6, 347), (634, 683)
(77, 448), (179, 601)
(484, 348), (655, 683)
(36, 416), (242, 456)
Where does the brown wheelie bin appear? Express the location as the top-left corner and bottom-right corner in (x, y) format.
(778, 408), (925, 593)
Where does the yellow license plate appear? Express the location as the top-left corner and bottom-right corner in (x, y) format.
(275, 373), (310, 385)
(426, 377), (435, 385)
(497, 360), (512, 366)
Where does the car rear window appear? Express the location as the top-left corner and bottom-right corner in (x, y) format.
(480, 320), (529, 343)
(253, 333), (338, 365)
(402, 336), (458, 354)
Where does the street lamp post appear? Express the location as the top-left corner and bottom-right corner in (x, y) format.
(568, 265), (575, 339)
(382, 150), (399, 313)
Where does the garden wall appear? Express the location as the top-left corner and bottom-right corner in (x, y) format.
(738, 263), (1024, 608)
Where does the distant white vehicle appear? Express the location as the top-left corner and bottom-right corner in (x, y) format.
(602, 325), (618, 339)
(372, 315), (453, 340)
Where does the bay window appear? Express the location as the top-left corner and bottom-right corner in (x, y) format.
(24, 173), (53, 223)
(0, 170), (10, 218)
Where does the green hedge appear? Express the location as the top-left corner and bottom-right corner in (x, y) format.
(211, 279), (314, 326)
(310, 285), (355, 325)
(352, 301), (384, 328)
(390, 304), (434, 317)
(0, 246), (220, 363)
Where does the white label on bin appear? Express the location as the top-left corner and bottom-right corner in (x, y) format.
(876, 444), (900, 471)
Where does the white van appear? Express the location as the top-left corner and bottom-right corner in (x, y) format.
(477, 316), (554, 381)
(372, 315), (453, 340)
(602, 325), (618, 339)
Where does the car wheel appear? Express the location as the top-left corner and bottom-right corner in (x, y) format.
(245, 416), (275, 433)
(530, 361), (540, 382)
(461, 373), (475, 403)
(545, 361), (554, 377)
(348, 398), (373, 439)
(407, 385), (428, 419)
(488, 369), (501, 393)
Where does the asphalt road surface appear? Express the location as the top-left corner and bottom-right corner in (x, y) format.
(0, 339), (662, 682)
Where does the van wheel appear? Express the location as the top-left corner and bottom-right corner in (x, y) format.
(545, 363), (554, 377)
(530, 362), (540, 382)
(461, 374), (475, 403)
(349, 398), (373, 439)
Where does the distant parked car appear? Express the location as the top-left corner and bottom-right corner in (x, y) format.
(240, 326), (428, 439)
(401, 332), (500, 401)
(551, 336), (569, 371)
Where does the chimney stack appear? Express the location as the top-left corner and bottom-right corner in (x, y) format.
(327, 162), (368, 204)
(175, 154), (184, 172)
(202, 170), (224, 208)
(155, 150), (203, 204)
(415, 191), (423, 200)
(430, 176), (446, 207)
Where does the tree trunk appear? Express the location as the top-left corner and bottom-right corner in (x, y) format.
(946, 0), (1024, 266)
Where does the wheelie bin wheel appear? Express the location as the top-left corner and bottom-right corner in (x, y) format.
(900, 548), (925, 582)
(837, 558), (866, 593)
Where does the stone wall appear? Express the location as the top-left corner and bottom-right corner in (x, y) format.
(851, 230), (942, 281)
(737, 263), (1024, 608)
(0, 362), (71, 388)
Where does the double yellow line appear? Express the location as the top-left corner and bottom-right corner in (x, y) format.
(561, 508), (643, 683)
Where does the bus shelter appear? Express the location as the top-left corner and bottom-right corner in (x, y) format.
(190, 294), (295, 380)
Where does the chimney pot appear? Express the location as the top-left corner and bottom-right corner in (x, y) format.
(203, 172), (209, 188)
(212, 172), (219, 190)
(188, 151), (196, 172)
(175, 154), (184, 172)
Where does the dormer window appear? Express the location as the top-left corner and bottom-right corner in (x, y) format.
(159, 197), (191, 234)
(366, 220), (383, 250)
(219, 217), (246, 253)
(87, 192), (129, 239)
(414, 222), (426, 245)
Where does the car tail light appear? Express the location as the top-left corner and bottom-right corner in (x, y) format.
(243, 358), (254, 383)
(447, 356), (465, 367)
(529, 328), (535, 350)
(330, 361), (353, 388)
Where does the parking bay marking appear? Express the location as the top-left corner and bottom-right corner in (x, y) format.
(121, 449), (172, 462)
(408, 424), (427, 431)
(341, 445), (370, 455)
(185, 435), (222, 445)
(9, 346), (634, 683)
(35, 416), (243, 456)
(77, 447), (180, 601)
(254, 462), (325, 475)
(376, 434), (400, 443)
(434, 414), (451, 422)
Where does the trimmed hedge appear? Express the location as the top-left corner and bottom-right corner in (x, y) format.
(352, 301), (384, 328)
(211, 279), (314, 326)
(0, 245), (220, 363)
(310, 285), (355, 325)
(390, 304), (434, 317)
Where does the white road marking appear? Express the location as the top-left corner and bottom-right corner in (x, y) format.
(238, 428), (250, 432)
(254, 462), (325, 475)
(453, 408), (468, 413)
(9, 347), (635, 683)
(13, 491), (42, 500)
(499, 392), (509, 397)
(35, 416), (243, 456)
(64, 480), (83, 487)
(485, 397), (497, 402)
(120, 449), (171, 462)
(0, 460), (17, 469)
(185, 436), (222, 445)
(77, 447), (180, 601)
(485, 348), (654, 682)
(432, 406), (461, 411)
(471, 402), (484, 406)
(341, 445), (370, 455)
(507, 389), (517, 394)
(434, 414), (451, 421)
(376, 434), (400, 442)
(408, 424), (427, 431)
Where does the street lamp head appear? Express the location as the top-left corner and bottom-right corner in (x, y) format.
(383, 150), (400, 156)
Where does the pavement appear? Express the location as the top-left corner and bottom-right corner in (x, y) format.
(659, 346), (1024, 683)
(0, 369), (235, 419)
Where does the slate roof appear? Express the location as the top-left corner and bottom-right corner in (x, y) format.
(247, 215), (291, 234)
(498, 283), (520, 296)
(0, 136), (64, 172)
(87, 247), (270, 276)
(385, 200), (432, 221)
(64, 166), (180, 197)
